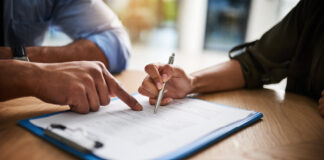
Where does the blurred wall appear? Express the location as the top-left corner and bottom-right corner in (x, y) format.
(178, 0), (208, 54)
(245, 0), (280, 42)
(246, 0), (299, 42)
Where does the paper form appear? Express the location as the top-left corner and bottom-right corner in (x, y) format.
(30, 94), (254, 160)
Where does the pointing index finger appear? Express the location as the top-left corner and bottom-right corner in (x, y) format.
(103, 69), (143, 111)
(115, 83), (143, 111)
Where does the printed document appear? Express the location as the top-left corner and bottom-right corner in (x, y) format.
(30, 94), (254, 159)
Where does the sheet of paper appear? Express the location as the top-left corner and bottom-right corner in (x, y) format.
(30, 94), (254, 160)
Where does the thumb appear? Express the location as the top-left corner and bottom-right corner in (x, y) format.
(158, 64), (174, 82)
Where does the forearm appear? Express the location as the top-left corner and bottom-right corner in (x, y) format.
(190, 60), (245, 93)
(28, 39), (109, 66)
(0, 60), (39, 101)
(0, 39), (109, 67)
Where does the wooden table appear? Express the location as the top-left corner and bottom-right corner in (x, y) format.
(1, 70), (323, 160)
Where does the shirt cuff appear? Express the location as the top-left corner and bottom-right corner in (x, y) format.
(230, 50), (263, 89)
(87, 30), (129, 74)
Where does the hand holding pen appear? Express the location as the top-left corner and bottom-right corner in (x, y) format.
(138, 53), (195, 111)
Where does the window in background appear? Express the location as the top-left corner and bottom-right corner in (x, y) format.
(204, 0), (251, 51)
(108, 0), (178, 50)
(42, 0), (179, 51)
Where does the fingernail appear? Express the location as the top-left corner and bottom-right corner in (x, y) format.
(167, 98), (173, 103)
(157, 82), (162, 90)
(162, 74), (168, 82)
(134, 103), (143, 111)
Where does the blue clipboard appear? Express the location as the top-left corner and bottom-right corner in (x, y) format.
(18, 96), (263, 160)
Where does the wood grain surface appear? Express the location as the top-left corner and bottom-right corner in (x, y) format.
(0, 70), (323, 160)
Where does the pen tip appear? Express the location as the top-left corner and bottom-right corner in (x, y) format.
(154, 106), (158, 114)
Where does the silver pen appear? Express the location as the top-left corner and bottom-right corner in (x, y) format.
(154, 53), (175, 114)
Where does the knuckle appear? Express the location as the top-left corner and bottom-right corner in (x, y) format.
(140, 80), (145, 87)
(71, 83), (86, 94)
(141, 78), (150, 87)
(95, 61), (104, 66)
(82, 75), (95, 86)
(165, 64), (174, 73)
(96, 61), (106, 69)
(164, 64), (172, 70)
(138, 87), (143, 94)
(152, 76), (160, 82)
(138, 87), (148, 96)
(88, 66), (102, 77)
(141, 83), (151, 92)
(142, 82), (155, 90)
(143, 76), (150, 82)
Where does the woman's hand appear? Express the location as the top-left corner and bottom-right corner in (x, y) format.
(138, 63), (194, 106)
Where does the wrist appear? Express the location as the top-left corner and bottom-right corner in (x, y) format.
(189, 75), (198, 94)
(20, 62), (43, 97)
(0, 47), (13, 59)
(0, 60), (43, 100)
(25, 46), (43, 62)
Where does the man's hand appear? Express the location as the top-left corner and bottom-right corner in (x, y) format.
(0, 40), (110, 68)
(318, 90), (324, 116)
(33, 61), (142, 113)
(138, 64), (194, 106)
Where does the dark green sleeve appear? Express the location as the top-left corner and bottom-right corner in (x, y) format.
(230, 0), (308, 89)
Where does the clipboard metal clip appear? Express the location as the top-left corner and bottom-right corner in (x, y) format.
(44, 123), (104, 153)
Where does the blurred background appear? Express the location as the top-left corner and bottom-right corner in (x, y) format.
(43, 0), (299, 90)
